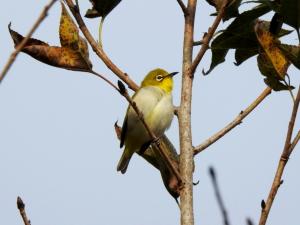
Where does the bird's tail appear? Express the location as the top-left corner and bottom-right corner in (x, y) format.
(117, 148), (133, 174)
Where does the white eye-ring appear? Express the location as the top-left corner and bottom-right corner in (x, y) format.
(156, 75), (163, 81)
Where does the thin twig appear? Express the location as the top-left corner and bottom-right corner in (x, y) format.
(0, 0), (57, 84)
(17, 197), (31, 225)
(190, 0), (228, 74)
(90, 70), (119, 91)
(64, 0), (138, 91)
(177, 0), (189, 16)
(289, 130), (300, 153)
(194, 87), (272, 155)
(209, 167), (231, 225)
(117, 81), (183, 184)
(259, 85), (300, 225)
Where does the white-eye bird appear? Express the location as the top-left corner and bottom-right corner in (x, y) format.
(117, 68), (178, 174)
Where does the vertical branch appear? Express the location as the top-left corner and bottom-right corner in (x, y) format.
(0, 0), (57, 84)
(259, 85), (300, 225)
(178, 1), (197, 225)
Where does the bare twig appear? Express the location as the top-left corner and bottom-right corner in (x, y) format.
(17, 197), (31, 225)
(194, 87), (272, 155)
(179, 1), (197, 224)
(117, 81), (182, 184)
(90, 70), (119, 91)
(209, 167), (231, 225)
(177, 0), (189, 16)
(190, 0), (228, 74)
(64, 0), (139, 91)
(259, 85), (300, 225)
(0, 0), (57, 84)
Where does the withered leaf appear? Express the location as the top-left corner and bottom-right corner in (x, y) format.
(60, 3), (80, 49)
(60, 3), (92, 67)
(8, 3), (93, 72)
(9, 24), (92, 72)
(255, 21), (290, 80)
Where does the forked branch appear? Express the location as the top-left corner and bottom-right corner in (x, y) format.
(177, 0), (189, 16)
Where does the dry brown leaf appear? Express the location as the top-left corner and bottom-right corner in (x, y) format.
(9, 25), (92, 72)
(255, 21), (290, 79)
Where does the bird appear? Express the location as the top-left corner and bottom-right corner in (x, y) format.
(117, 68), (178, 174)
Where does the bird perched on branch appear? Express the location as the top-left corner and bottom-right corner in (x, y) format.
(117, 68), (178, 173)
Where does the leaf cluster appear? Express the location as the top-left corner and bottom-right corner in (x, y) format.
(205, 0), (300, 91)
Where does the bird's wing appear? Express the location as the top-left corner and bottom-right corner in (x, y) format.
(120, 114), (128, 148)
(120, 86), (163, 148)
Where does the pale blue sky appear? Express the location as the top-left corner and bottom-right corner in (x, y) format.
(1, 1), (300, 225)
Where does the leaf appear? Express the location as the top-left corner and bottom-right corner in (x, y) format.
(255, 21), (290, 79)
(280, 0), (300, 35)
(205, 4), (271, 74)
(60, 3), (80, 49)
(279, 44), (300, 69)
(60, 3), (92, 67)
(264, 77), (294, 91)
(257, 53), (293, 91)
(85, 0), (122, 19)
(234, 48), (258, 65)
(9, 25), (92, 72)
(203, 41), (229, 75)
(205, 0), (242, 21)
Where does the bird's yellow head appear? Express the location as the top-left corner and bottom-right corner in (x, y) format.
(141, 68), (178, 94)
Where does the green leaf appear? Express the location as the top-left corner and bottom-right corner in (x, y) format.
(224, 0), (242, 21)
(279, 44), (300, 69)
(85, 0), (122, 18)
(205, 0), (242, 21)
(280, 0), (300, 36)
(205, 4), (271, 74)
(234, 48), (258, 65)
(203, 48), (229, 75)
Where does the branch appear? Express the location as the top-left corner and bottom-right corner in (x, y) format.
(0, 0), (57, 84)
(179, 1), (197, 224)
(117, 81), (182, 184)
(194, 87), (272, 155)
(17, 197), (31, 225)
(177, 0), (189, 16)
(190, 0), (228, 74)
(64, 0), (139, 91)
(259, 85), (300, 225)
(209, 167), (231, 225)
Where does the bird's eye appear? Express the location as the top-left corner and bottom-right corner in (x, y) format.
(156, 75), (163, 81)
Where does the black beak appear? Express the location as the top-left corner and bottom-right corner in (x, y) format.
(167, 72), (179, 77)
